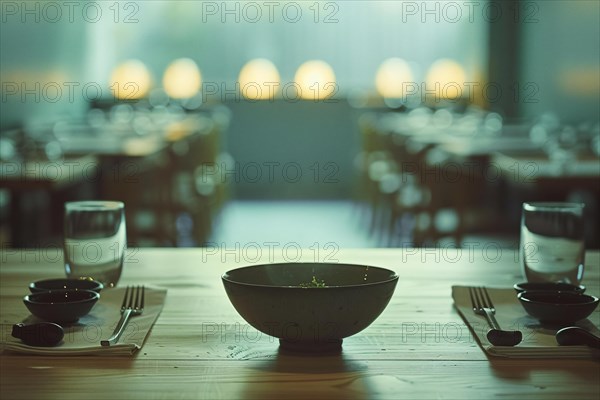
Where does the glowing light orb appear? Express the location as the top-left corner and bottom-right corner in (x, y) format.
(238, 58), (280, 100)
(163, 58), (202, 99)
(109, 59), (152, 100)
(425, 59), (466, 100)
(375, 58), (414, 99)
(294, 60), (337, 100)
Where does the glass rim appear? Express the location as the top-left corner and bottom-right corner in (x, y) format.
(65, 201), (124, 211)
(523, 202), (584, 212)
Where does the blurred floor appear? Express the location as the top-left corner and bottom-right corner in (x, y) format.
(209, 200), (379, 248)
(208, 200), (519, 250)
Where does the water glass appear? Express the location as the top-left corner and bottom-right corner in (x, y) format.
(520, 202), (585, 284)
(64, 201), (126, 288)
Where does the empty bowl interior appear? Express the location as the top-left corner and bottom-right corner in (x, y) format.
(518, 291), (597, 305)
(25, 289), (99, 304)
(513, 282), (585, 294)
(29, 278), (103, 293)
(223, 263), (397, 287)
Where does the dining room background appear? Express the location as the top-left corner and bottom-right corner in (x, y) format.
(1, 0), (599, 249)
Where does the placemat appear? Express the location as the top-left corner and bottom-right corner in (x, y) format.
(1, 286), (166, 356)
(452, 286), (600, 358)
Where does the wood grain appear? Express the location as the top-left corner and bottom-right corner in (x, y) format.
(1, 249), (599, 400)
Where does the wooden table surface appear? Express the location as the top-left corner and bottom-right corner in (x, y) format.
(0, 155), (99, 190)
(492, 150), (600, 181)
(1, 248), (599, 400)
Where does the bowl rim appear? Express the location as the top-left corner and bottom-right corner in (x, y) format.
(523, 202), (584, 212)
(65, 200), (124, 211)
(222, 262), (399, 289)
(517, 290), (599, 306)
(513, 282), (585, 292)
(29, 278), (104, 292)
(24, 289), (100, 305)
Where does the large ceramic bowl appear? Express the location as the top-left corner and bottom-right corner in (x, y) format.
(23, 289), (100, 323)
(222, 263), (398, 351)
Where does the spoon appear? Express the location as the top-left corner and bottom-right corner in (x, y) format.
(487, 329), (523, 347)
(11, 322), (64, 347)
(556, 326), (600, 349)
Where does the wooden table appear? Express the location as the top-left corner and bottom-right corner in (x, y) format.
(0, 155), (99, 191)
(1, 249), (599, 399)
(0, 155), (101, 246)
(492, 150), (600, 182)
(2, 114), (224, 246)
(491, 150), (600, 247)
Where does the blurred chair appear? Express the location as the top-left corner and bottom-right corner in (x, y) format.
(114, 107), (231, 247)
(358, 111), (470, 247)
(355, 112), (400, 243)
(167, 110), (232, 246)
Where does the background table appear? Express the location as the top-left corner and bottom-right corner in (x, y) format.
(1, 249), (599, 399)
(1, 113), (227, 247)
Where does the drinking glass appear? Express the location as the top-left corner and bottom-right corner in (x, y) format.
(64, 201), (126, 287)
(520, 202), (585, 284)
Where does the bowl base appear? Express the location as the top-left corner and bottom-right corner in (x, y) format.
(279, 339), (343, 353)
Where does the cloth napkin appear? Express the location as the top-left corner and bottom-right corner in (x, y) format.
(0, 286), (167, 356)
(452, 286), (600, 358)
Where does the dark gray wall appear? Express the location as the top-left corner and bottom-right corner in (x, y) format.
(0, 10), (88, 129)
(225, 100), (360, 199)
(519, 1), (600, 122)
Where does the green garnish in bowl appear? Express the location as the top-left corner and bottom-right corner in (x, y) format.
(299, 276), (326, 288)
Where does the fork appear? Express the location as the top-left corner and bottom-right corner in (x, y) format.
(469, 286), (522, 347)
(101, 286), (145, 346)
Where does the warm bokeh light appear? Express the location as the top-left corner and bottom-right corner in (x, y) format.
(109, 59), (152, 100)
(163, 58), (202, 99)
(375, 58), (414, 99)
(238, 58), (280, 100)
(294, 60), (337, 100)
(559, 67), (600, 96)
(425, 58), (466, 100)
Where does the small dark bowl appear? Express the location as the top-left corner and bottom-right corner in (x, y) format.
(222, 262), (398, 352)
(518, 291), (599, 324)
(513, 282), (585, 295)
(29, 278), (104, 294)
(23, 289), (100, 323)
